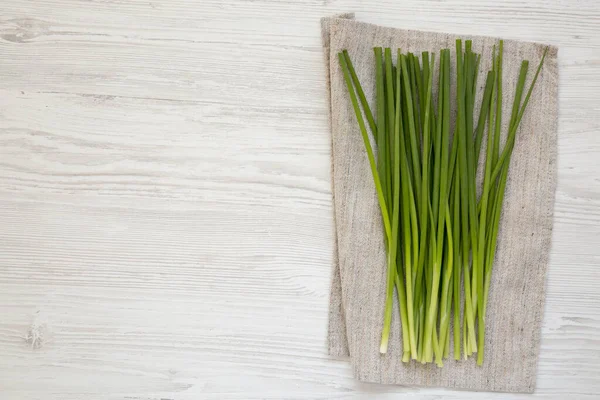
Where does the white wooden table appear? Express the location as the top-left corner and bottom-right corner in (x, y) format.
(1, 1), (599, 399)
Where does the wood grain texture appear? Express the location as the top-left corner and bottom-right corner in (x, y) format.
(0, 0), (598, 398)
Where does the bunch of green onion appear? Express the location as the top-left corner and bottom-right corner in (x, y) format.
(338, 39), (547, 366)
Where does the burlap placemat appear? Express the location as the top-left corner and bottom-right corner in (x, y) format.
(322, 16), (558, 393)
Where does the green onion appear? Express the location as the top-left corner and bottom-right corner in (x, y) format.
(394, 49), (412, 361)
(338, 41), (547, 366)
(338, 52), (393, 353)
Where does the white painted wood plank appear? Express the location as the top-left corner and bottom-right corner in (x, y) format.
(0, 0), (599, 398)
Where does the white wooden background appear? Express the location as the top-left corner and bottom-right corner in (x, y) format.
(0, 1), (598, 399)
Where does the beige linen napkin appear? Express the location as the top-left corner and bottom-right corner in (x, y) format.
(322, 16), (558, 393)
